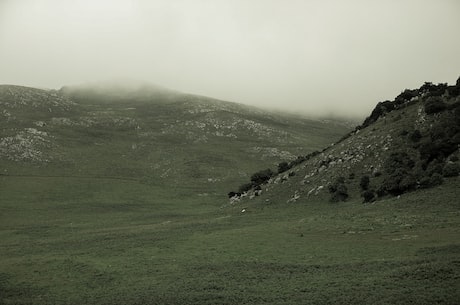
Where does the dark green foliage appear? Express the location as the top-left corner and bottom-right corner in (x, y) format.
(424, 97), (447, 114)
(362, 190), (376, 203)
(421, 82), (448, 97)
(409, 130), (422, 142)
(430, 173), (444, 186)
(385, 152), (415, 173)
(228, 191), (240, 198)
(446, 85), (460, 97)
(360, 175), (370, 190)
(328, 176), (348, 202)
(381, 152), (417, 195)
(443, 163), (460, 177)
(238, 182), (254, 194)
(400, 129), (409, 136)
(395, 89), (418, 105)
(277, 161), (290, 173)
(250, 168), (274, 185)
(361, 100), (395, 128)
(289, 155), (307, 168)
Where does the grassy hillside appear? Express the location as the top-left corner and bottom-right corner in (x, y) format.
(0, 83), (348, 192)
(1, 174), (459, 304)
(1, 81), (459, 304)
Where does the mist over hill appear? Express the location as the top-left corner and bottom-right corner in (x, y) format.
(0, 82), (349, 192)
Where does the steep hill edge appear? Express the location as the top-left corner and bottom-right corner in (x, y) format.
(229, 77), (460, 205)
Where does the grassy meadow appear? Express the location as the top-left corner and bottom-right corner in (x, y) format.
(1, 174), (459, 305)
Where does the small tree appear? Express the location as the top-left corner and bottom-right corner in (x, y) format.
(362, 190), (376, 203)
(359, 175), (370, 190)
(424, 97), (447, 114)
(277, 162), (290, 173)
(328, 176), (348, 202)
(250, 168), (274, 185)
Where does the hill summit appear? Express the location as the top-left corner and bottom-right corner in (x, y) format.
(229, 78), (460, 205)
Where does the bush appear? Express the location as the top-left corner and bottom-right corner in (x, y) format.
(250, 168), (274, 185)
(359, 175), (370, 190)
(409, 130), (422, 142)
(429, 173), (444, 186)
(238, 183), (254, 194)
(443, 162), (460, 177)
(362, 190), (376, 203)
(384, 152), (415, 174)
(424, 97), (447, 114)
(227, 191), (241, 198)
(328, 176), (348, 202)
(361, 101), (395, 128)
(277, 162), (291, 173)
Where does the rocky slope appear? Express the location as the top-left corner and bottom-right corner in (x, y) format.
(230, 78), (460, 205)
(0, 83), (349, 191)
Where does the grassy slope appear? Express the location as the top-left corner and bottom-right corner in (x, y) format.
(0, 176), (459, 305)
(0, 85), (347, 191)
(1, 84), (459, 304)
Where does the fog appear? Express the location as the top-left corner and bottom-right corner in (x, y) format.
(1, 0), (459, 118)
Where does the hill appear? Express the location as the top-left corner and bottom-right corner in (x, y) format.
(229, 78), (460, 206)
(1, 80), (459, 304)
(0, 82), (349, 192)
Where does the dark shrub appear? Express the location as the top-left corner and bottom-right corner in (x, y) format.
(446, 85), (460, 97)
(443, 163), (460, 177)
(238, 183), (254, 194)
(400, 129), (409, 136)
(429, 173), (444, 186)
(419, 176), (432, 189)
(424, 97), (447, 114)
(376, 186), (387, 197)
(385, 152), (415, 174)
(277, 162), (290, 173)
(228, 191), (240, 198)
(348, 172), (355, 180)
(360, 175), (370, 190)
(399, 175), (417, 192)
(395, 89), (418, 103)
(361, 101), (395, 128)
(328, 176), (348, 202)
(250, 168), (274, 185)
(427, 159), (444, 176)
(409, 130), (422, 142)
(362, 190), (376, 203)
(421, 82), (447, 97)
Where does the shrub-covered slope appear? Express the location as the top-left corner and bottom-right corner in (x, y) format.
(230, 79), (460, 205)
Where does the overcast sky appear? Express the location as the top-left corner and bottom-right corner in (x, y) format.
(1, 0), (459, 117)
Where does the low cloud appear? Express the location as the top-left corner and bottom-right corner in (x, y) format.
(1, 0), (459, 118)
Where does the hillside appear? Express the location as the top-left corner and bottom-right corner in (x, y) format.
(229, 79), (460, 206)
(0, 83), (349, 192)
(1, 80), (459, 305)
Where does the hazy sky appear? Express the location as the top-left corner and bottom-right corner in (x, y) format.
(1, 0), (459, 117)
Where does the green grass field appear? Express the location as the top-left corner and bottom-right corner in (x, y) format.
(1, 174), (459, 305)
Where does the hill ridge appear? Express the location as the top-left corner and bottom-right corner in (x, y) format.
(229, 78), (460, 205)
